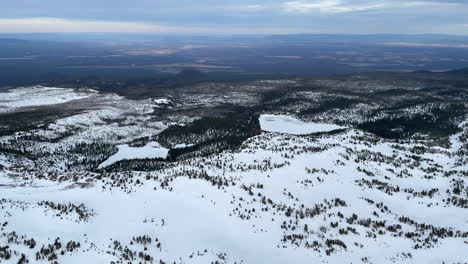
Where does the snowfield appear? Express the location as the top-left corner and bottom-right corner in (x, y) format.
(99, 142), (169, 169)
(259, 114), (345, 135)
(1, 124), (468, 263)
(0, 86), (97, 113)
(1, 81), (468, 264)
(173, 143), (195, 149)
(153, 98), (172, 105)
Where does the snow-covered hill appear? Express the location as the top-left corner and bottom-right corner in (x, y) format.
(0, 77), (467, 263)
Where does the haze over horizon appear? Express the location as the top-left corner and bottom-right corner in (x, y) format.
(1, 0), (468, 35)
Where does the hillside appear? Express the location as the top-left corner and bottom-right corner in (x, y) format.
(0, 73), (467, 263)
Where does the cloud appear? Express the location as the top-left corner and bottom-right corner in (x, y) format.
(0, 17), (303, 34)
(281, 0), (464, 14)
(0, 18), (170, 33)
(0, 1), (468, 35)
(282, 0), (383, 14)
(0, 18), (243, 34)
(227, 4), (266, 12)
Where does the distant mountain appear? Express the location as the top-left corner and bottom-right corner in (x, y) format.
(268, 34), (468, 44)
(409, 67), (468, 76)
(447, 67), (468, 75)
(412, 70), (433, 74)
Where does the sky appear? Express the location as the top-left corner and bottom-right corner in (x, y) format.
(0, 0), (468, 34)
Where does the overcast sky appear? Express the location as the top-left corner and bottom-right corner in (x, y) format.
(1, 0), (468, 34)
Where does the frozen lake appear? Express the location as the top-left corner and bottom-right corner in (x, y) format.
(98, 142), (169, 168)
(259, 114), (344, 135)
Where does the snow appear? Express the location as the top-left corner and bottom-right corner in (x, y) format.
(1, 84), (468, 263)
(2, 124), (468, 263)
(2, 122), (468, 263)
(98, 142), (169, 168)
(0, 86), (96, 113)
(174, 143), (195, 149)
(0, 154), (10, 168)
(154, 98), (172, 105)
(259, 114), (345, 135)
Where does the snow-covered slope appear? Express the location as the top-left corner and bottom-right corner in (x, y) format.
(0, 86), (97, 113)
(1, 81), (467, 264)
(1, 122), (468, 263)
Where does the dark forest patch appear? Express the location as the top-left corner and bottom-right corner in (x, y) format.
(358, 104), (466, 139)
